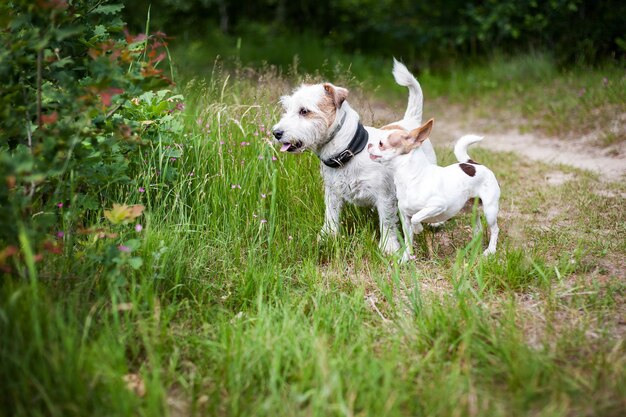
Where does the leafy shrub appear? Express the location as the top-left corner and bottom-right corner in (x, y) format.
(0, 0), (185, 278)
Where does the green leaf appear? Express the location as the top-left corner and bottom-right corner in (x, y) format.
(127, 257), (143, 270)
(91, 4), (124, 15)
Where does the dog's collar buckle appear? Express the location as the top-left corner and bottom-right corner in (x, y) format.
(322, 123), (368, 168)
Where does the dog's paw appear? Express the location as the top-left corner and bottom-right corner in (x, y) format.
(430, 221), (445, 228)
(379, 237), (401, 255)
(411, 221), (424, 235)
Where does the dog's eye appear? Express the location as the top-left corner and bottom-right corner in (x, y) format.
(299, 108), (309, 116)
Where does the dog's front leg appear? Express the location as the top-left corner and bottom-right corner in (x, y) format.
(399, 211), (413, 263)
(319, 187), (343, 238)
(376, 198), (401, 255)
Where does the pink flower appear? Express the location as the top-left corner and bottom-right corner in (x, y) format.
(56, 231), (65, 238)
(231, 184), (241, 189)
(135, 224), (143, 232)
(409, 255), (417, 261)
(170, 157), (177, 162)
(258, 155), (264, 160)
(175, 102), (185, 111)
(138, 187), (145, 193)
(220, 141), (225, 145)
(118, 245), (131, 253)
(56, 202), (63, 208)
(260, 219), (267, 224)
(271, 156), (277, 161)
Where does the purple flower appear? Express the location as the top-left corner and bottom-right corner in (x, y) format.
(138, 187), (145, 193)
(175, 102), (185, 111)
(271, 156), (277, 161)
(170, 157), (177, 162)
(56, 231), (65, 238)
(56, 202), (63, 208)
(220, 141), (225, 145)
(118, 245), (131, 253)
(135, 224), (143, 232)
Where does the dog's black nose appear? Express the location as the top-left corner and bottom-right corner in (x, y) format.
(273, 129), (284, 140)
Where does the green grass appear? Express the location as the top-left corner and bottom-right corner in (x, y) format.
(2, 56), (625, 416)
(173, 28), (625, 145)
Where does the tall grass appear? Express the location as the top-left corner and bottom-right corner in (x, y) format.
(2, 58), (625, 416)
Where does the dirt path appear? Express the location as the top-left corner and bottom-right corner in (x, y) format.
(361, 100), (626, 182)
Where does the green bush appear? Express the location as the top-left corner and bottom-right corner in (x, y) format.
(0, 0), (184, 278)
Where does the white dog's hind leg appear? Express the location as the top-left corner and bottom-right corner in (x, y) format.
(320, 188), (343, 238)
(399, 212), (413, 263)
(479, 182), (500, 256)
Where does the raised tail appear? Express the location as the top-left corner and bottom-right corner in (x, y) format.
(454, 135), (484, 163)
(392, 58), (423, 123)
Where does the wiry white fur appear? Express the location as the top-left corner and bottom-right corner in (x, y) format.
(368, 124), (501, 262)
(272, 60), (436, 258)
(392, 58), (423, 124)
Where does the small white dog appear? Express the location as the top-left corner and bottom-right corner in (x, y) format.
(272, 59), (437, 256)
(367, 119), (500, 261)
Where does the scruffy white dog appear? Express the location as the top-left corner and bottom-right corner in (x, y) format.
(272, 59), (437, 256)
(367, 118), (500, 261)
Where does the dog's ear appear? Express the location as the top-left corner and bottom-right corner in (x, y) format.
(407, 118), (434, 148)
(323, 83), (348, 108)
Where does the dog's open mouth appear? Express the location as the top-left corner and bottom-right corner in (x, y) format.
(279, 141), (303, 153)
(369, 153), (382, 161)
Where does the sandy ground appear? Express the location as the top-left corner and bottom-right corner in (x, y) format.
(360, 100), (626, 182)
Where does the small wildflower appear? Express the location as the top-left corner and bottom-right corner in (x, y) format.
(170, 157), (177, 162)
(135, 224), (143, 232)
(138, 187), (145, 193)
(261, 193), (267, 198)
(409, 255), (417, 261)
(56, 231), (65, 238)
(175, 102), (185, 111)
(288, 235), (293, 240)
(196, 118), (203, 126)
(272, 156), (277, 161)
(56, 202), (63, 208)
(231, 184), (241, 189)
(189, 172), (195, 176)
(254, 132), (259, 136)
(220, 141), (225, 145)
(253, 213), (258, 218)
(240, 141), (249, 147)
(118, 245), (131, 253)
(260, 219), (267, 224)
(258, 155), (264, 160)
(602, 77), (609, 86)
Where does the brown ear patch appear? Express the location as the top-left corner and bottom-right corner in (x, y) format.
(459, 163), (476, 177)
(467, 159), (481, 165)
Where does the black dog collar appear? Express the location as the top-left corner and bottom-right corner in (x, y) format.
(321, 122), (369, 168)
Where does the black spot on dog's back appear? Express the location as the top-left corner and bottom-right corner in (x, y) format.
(459, 163), (476, 177)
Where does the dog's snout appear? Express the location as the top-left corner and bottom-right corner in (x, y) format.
(273, 129), (284, 140)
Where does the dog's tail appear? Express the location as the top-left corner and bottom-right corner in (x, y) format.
(454, 135), (484, 163)
(392, 58), (423, 123)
